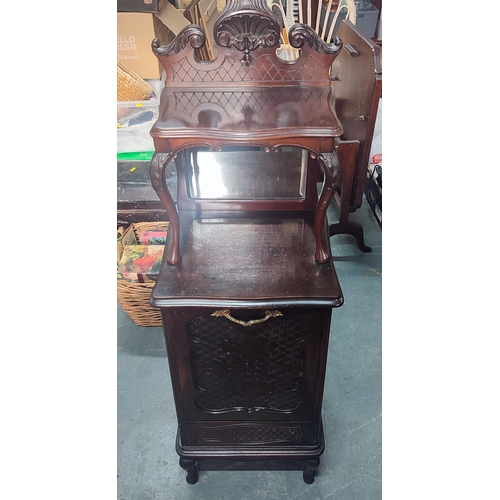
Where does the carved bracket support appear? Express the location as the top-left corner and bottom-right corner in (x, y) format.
(150, 152), (181, 265)
(314, 151), (340, 263)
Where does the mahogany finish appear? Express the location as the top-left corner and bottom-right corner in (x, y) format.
(331, 19), (382, 211)
(328, 138), (373, 251)
(149, 0), (346, 484)
(151, 213), (342, 483)
(117, 160), (174, 225)
(317, 20), (382, 251)
(149, 0), (345, 265)
(152, 211), (343, 309)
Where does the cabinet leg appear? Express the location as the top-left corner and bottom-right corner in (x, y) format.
(303, 458), (320, 484)
(179, 457), (199, 484)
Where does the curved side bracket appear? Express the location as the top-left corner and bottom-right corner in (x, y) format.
(315, 151), (340, 263)
(150, 152), (181, 265)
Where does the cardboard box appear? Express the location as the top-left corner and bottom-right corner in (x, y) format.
(183, 0), (220, 60)
(117, 0), (165, 13)
(180, 0), (223, 8)
(117, 3), (189, 79)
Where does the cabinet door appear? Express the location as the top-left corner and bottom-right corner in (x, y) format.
(162, 306), (332, 425)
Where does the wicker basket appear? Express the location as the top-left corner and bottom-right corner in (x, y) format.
(117, 221), (169, 327)
(117, 61), (153, 102)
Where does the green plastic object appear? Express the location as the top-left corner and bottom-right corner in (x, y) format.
(117, 151), (154, 161)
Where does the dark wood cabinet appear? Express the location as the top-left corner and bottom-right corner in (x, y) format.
(149, 0), (348, 483)
(162, 304), (334, 484)
(151, 212), (342, 483)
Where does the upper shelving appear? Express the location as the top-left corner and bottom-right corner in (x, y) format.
(150, 0), (344, 156)
(149, 0), (347, 265)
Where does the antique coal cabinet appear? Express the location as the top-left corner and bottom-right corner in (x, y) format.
(148, 0), (346, 483)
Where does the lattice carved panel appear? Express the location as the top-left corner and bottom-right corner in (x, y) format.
(169, 53), (330, 85)
(189, 314), (306, 413)
(189, 424), (303, 445)
(157, 87), (335, 133)
(152, 0), (342, 88)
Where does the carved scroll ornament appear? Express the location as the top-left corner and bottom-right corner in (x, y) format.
(152, 25), (206, 57)
(289, 24), (342, 55)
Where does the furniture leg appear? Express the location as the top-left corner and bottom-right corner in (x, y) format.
(179, 457), (199, 484)
(303, 457), (320, 484)
(329, 140), (372, 252)
(330, 220), (372, 252)
(150, 152), (181, 264)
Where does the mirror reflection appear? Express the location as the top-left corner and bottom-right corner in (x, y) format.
(185, 147), (308, 201)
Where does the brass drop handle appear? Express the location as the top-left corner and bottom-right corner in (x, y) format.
(211, 309), (283, 327)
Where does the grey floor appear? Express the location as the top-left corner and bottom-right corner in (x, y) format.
(117, 200), (382, 500)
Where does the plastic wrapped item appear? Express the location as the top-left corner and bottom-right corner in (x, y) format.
(117, 108), (158, 153)
(117, 78), (162, 153)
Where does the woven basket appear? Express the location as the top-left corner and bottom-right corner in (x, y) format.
(117, 221), (169, 327)
(117, 61), (153, 102)
(117, 281), (161, 326)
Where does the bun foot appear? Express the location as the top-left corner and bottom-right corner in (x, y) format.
(179, 457), (198, 484)
(303, 458), (320, 484)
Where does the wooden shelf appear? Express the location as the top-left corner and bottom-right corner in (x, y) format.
(151, 211), (343, 308)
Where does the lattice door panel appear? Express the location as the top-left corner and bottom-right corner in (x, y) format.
(189, 312), (307, 414)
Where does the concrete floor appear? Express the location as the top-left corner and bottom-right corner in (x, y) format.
(117, 200), (382, 500)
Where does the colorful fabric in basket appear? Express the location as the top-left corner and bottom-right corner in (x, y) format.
(117, 245), (164, 283)
(139, 231), (167, 245)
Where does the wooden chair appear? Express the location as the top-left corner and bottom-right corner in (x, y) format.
(294, 0), (357, 41)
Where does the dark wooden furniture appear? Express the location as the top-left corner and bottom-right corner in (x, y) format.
(327, 19), (382, 250)
(117, 160), (174, 225)
(331, 19), (382, 212)
(289, 4), (382, 251)
(152, 209), (343, 484)
(149, 0), (346, 265)
(149, 0), (346, 484)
